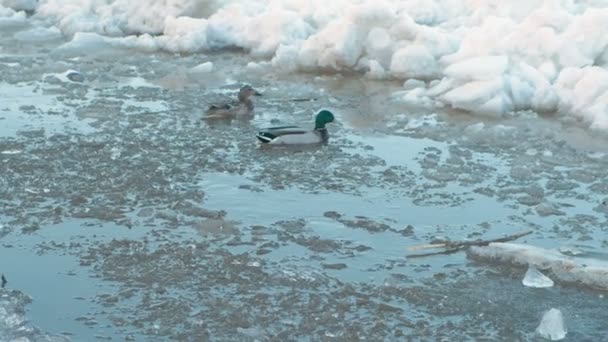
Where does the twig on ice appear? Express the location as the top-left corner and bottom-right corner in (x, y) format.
(407, 230), (532, 258)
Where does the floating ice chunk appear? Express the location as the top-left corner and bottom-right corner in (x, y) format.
(54, 32), (116, 56)
(190, 62), (213, 73)
(123, 77), (159, 89)
(523, 265), (554, 288)
(558, 247), (583, 257)
(469, 243), (608, 290)
(246, 61), (271, 72)
(14, 26), (62, 42)
(0, 150), (22, 154)
(536, 308), (567, 341)
(246, 61), (260, 70)
(464, 122), (485, 133)
(247, 261), (261, 268)
(109, 147), (121, 160)
(404, 114), (440, 129)
(237, 326), (262, 338)
(401, 93), (434, 109)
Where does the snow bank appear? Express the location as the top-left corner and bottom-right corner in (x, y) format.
(14, 25), (61, 42)
(3, 0), (608, 129)
(469, 243), (608, 291)
(0, 3), (26, 27)
(0, 0), (37, 11)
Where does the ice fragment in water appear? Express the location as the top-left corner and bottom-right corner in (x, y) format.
(558, 247), (582, 256)
(536, 308), (567, 341)
(190, 62), (213, 73)
(0, 150), (22, 154)
(522, 265), (554, 288)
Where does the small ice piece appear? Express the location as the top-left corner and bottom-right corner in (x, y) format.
(66, 70), (85, 82)
(110, 147), (121, 160)
(523, 265), (554, 288)
(247, 61), (270, 71)
(1, 149), (22, 154)
(246, 61), (261, 70)
(558, 247), (583, 257)
(536, 308), (567, 340)
(190, 61), (213, 73)
(525, 148), (537, 155)
(247, 261), (261, 267)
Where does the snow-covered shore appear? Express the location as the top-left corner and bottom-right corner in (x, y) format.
(2, 0), (606, 128)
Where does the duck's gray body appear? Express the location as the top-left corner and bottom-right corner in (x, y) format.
(256, 110), (335, 145)
(256, 126), (329, 145)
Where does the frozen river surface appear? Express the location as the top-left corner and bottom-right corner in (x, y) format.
(1, 17), (608, 342)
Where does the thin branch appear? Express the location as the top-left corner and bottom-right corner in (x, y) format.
(407, 230), (532, 259)
(273, 98), (318, 102)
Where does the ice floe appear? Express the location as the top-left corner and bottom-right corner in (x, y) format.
(536, 308), (567, 341)
(469, 243), (608, 291)
(522, 265), (554, 288)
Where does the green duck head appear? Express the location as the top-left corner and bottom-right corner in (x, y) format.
(314, 109), (335, 129)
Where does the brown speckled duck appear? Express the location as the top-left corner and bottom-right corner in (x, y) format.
(203, 85), (262, 120)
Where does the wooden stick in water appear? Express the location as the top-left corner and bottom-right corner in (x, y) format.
(406, 230), (532, 258)
(273, 98), (318, 102)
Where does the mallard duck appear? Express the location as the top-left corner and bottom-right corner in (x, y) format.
(203, 85), (262, 119)
(256, 110), (335, 145)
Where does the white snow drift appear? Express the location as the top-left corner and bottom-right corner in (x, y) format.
(3, 0), (608, 129)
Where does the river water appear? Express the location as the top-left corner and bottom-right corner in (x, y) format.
(1, 20), (607, 341)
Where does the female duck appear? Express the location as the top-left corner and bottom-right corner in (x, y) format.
(204, 85), (262, 119)
(256, 110), (335, 145)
